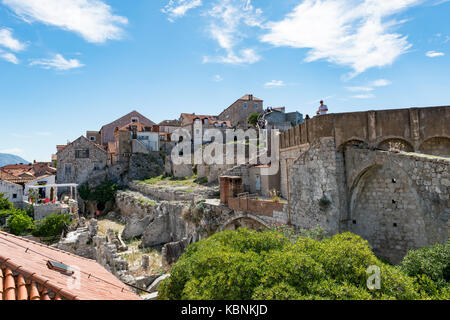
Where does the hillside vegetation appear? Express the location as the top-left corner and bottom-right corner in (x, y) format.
(159, 228), (449, 300)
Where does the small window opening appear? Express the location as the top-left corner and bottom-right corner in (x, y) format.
(352, 220), (356, 224)
(393, 223), (397, 227)
(392, 199), (396, 204)
(392, 178), (397, 183)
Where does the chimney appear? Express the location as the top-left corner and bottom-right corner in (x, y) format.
(249, 94), (253, 101)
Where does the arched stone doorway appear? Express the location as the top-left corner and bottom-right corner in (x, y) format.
(349, 164), (427, 264)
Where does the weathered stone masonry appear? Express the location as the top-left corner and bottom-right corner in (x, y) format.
(282, 106), (450, 263)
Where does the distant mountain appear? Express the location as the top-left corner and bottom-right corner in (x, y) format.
(0, 153), (30, 167)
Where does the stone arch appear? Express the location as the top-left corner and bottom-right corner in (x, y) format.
(337, 139), (368, 152)
(348, 160), (427, 264)
(418, 137), (450, 157)
(377, 138), (414, 152)
(220, 213), (268, 232)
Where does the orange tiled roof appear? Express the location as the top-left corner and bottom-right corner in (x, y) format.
(0, 231), (141, 300)
(0, 163), (56, 181)
(0, 169), (19, 181)
(180, 113), (218, 123)
(117, 121), (158, 133)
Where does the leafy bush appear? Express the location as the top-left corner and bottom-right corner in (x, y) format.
(78, 180), (118, 204)
(33, 213), (71, 238)
(7, 209), (35, 235)
(0, 193), (13, 210)
(78, 183), (91, 201)
(247, 113), (260, 126)
(401, 241), (450, 295)
(158, 229), (424, 300)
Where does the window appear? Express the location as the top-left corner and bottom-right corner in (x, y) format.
(131, 117), (139, 123)
(203, 119), (208, 125)
(12, 194), (17, 199)
(244, 103), (247, 109)
(65, 163), (72, 175)
(93, 162), (102, 171)
(89, 136), (96, 141)
(75, 149), (89, 159)
(255, 103), (258, 109)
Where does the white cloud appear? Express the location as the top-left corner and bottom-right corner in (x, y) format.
(203, 48), (260, 64)
(261, 0), (422, 77)
(372, 79), (391, 87)
(202, 0), (263, 65)
(162, 0), (202, 21)
(346, 78), (391, 92)
(30, 54), (84, 70)
(264, 80), (285, 88)
(345, 86), (373, 92)
(212, 74), (223, 82)
(426, 50), (445, 57)
(0, 28), (26, 51)
(352, 93), (375, 99)
(2, 0), (128, 43)
(0, 50), (19, 64)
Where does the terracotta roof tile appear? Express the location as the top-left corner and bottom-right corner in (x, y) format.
(0, 231), (141, 300)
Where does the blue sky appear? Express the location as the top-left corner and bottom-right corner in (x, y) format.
(0, 0), (449, 162)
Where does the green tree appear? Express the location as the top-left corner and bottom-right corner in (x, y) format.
(33, 213), (71, 239)
(0, 193), (13, 210)
(158, 229), (424, 300)
(91, 180), (118, 203)
(7, 209), (35, 235)
(78, 183), (91, 201)
(401, 241), (450, 294)
(247, 113), (260, 127)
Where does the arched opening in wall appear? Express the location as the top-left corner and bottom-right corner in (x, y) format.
(337, 140), (368, 152)
(223, 217), (266, 232)
(377, 138), (414, 152)
(349, 165), (426, 264)
(418, 137), (450, 158)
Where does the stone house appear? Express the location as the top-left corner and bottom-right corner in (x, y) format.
(262, 107), (304, 131)
(178, 113), (231, 145)
(56, 136), (107, 185)
(97, 110), (156, 146)
(218, 94), (263, 128)
(111, 122), (160, 164)
(0, 180), (23, 207)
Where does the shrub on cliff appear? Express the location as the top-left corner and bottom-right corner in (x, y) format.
(0, 193), (13, 210)
(248, 113), (260, 127)
(400, 241), (450, 298)
(78, 180), (118, 204)
(158, 229), (423, 300)
(33, 213), (71, 239)
(7, 209), (34, 235)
